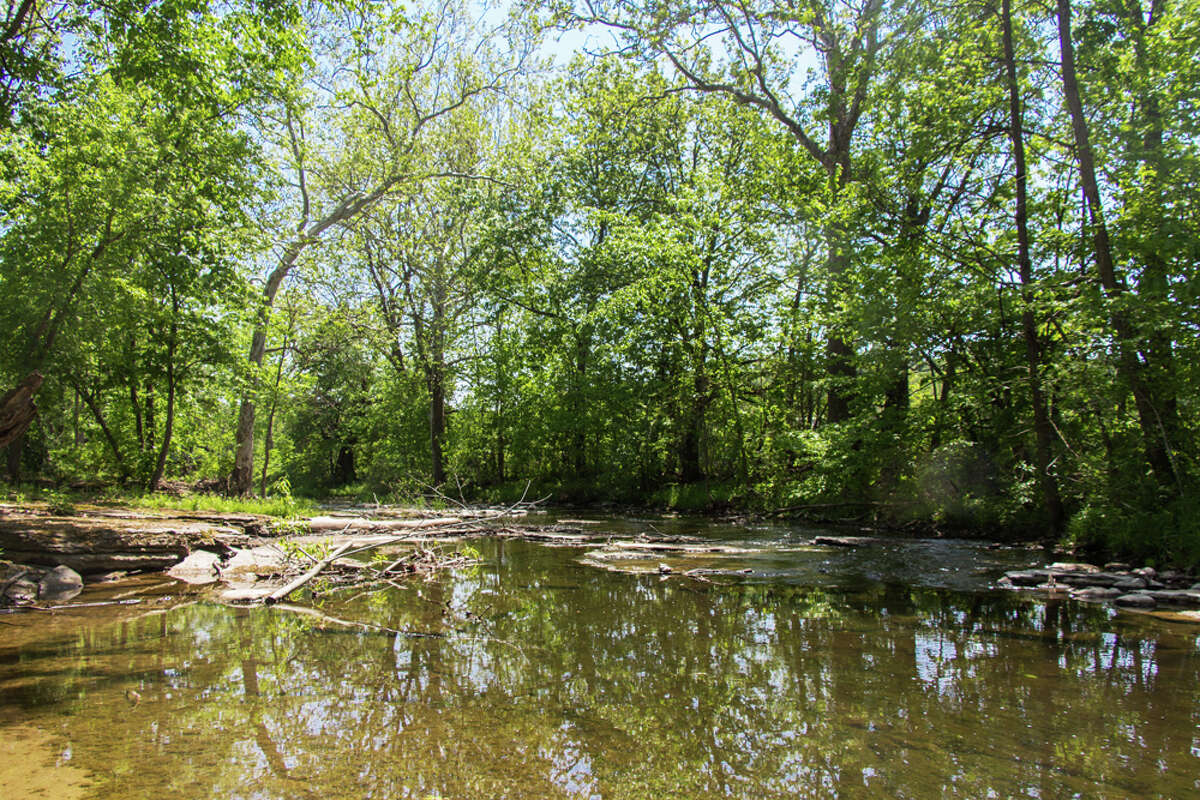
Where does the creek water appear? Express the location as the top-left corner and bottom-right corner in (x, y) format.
(1, 514), (1198, 799)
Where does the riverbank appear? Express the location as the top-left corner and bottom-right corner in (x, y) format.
(1, 497), (1198, 624)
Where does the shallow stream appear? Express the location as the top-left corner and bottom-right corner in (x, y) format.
(2, 514), (1198, 798)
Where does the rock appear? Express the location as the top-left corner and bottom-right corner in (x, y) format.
(813, 535), (884, 548)
(657, 563), (672, 574)
(3, 575), (39, 605)
(90, 571), (130, 583)
(1132, 567), (1157, 579)
(1113, 576), (1148, 590)
(218, 587), (275, 603)
(1071, 587), (1121, 600)
(1049, 562), (1101, 573)
(1158, 570), (1193, 588)
(36, 565), (83, 603)
(1191, 583), (1200, 592)
(0, 508), (253, 573)
(1104, 562), (1131, 572)
(167, 550), (222, 585)
(1003, 570), (1050, 586)
(996, 575), (1015, 588)
(1115, 593), (1156, 609)
(1036, 582), (1070, 595)
(219, 547), (287, 579)
(1139, 590), (1200, 606)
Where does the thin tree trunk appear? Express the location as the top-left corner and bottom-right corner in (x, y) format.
(149, 313), (177, 491)
(1056, 0), (1178, 490)
(259, 333), (290, 496)
(1002, 0), (1065, 530)
(75, 382), (127, 476)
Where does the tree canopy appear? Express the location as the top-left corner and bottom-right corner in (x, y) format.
(2, 0), (1198, 565)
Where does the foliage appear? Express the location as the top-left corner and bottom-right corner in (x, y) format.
(2, 0), (1198, 565)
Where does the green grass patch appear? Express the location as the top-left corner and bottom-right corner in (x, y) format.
(119, 492), (317, 518)
(1, 483), (316, 519)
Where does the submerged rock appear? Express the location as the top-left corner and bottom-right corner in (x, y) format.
(37, 565), (83, 603)
(3, 575), (39, 605)
(813, 535), (884, 548)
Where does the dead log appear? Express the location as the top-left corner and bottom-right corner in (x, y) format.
(0, 372), (43, 451)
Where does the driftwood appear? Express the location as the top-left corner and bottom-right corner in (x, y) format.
(0, 372), (43, 450)
(265, 540), (357, 603)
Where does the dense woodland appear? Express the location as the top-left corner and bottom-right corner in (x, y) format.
(1, 0), (1197, 563)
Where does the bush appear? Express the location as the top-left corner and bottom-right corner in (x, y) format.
(1066, 495), (1200, 569)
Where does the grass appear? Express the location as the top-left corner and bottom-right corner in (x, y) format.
(121, 492), (317, 518)
(2, 484), (316, 519)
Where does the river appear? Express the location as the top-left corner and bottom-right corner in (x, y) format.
(1, 513), (1198, 798)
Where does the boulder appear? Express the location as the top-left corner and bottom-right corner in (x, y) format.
(1049, 562), (1101, 573)
(1071, 587), (1121, 601)
(167, 550), (222, 585)
(219, 546), (288, 580)
(1113, 576), (1148, 590)
(36, 565), (83, 603)
(1139, 590), (1200, 607)
(1002, 570), (1049, 586)
(3, 575), (39, 605)
(1132, 567), (1157, 579)
(1115, 593), (1156, 609)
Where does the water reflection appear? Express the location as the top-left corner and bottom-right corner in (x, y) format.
(1, 539), (1198, 799)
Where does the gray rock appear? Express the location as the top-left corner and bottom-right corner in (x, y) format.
(1071, 587), (1121, 600)
(1003, 570), (1049, 586)
(3, 575), (39, 605)
(1132, 567), (1157, 579)
(1115, 593), (1156, 609)
(1104, 562), (1132, 572)
(1113, 576), (1148, 590)
(1140, 590), (1200, 607)
(657, 563), (672, 574)
(1049, 562), (1101, 573)
(167, 549), (222, 585)
(37, 564), (83, 603)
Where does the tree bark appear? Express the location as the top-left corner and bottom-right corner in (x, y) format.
(1002, 0), (1065, 530)
(0, 372), (43, 452)
(1056, 0), (1178, 490)
(149, 312), (178, 491)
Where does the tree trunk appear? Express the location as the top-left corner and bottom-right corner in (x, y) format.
(1002, 0), (1065, 531)
(230, 253), (295, 495)
(1056, 0), (1178, 490)
(0, 372), (43, 452)
(148, 316), (177, 491)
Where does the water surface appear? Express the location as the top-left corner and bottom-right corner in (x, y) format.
(2, 520), (1198, 799)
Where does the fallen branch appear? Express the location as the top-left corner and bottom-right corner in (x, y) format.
(265, 540), (357, 604)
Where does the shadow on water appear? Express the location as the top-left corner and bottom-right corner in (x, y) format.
(1, 525), (1199, 799)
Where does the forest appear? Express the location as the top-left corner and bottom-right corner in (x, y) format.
(1, 0), (1197, 565)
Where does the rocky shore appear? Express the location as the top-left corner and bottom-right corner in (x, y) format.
(999, 561), (1200, 612)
